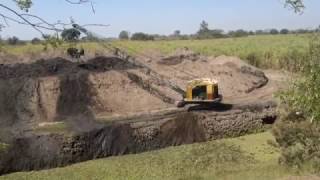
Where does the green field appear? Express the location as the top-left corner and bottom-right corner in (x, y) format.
(1, 132), (307, 180)
(113, 34), (309, 70)
(2, 34), (310, 71)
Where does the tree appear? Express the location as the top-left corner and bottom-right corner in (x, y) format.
(61, 28), (81, 42)
(0, 0), (108, 41)
(0, 0), (305, 40)
(196, 21), (225, 39)
(197, 20), (210, 36)
(285, 0), (305, 13)
(131, 32), (154, 41)
(229, 29), (249, 37)
(7, 36), (20, 45)
(31, 37), (41, 44)
(255, 30), (265, 35)
(274, 36), (320, 170)
(173, 30), (181, 37)
(119, 31), (130, 40)
(280, 29), (290, 34)
(270, 29), (279, 35)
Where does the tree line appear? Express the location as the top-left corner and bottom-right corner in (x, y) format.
(118, 20), (320, 41)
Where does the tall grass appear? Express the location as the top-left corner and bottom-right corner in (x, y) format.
(114, 34), (309, 71)
(1, 34), (309, 71)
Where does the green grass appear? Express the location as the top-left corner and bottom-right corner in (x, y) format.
(0, 132), (307, 180)
(113, 34), (309, 70)
(0, 143), (8, 152)
(1, 34), (310, 71)
(33, 122), (69, 134)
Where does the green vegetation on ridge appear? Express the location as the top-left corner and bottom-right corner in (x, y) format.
(2, 34), (309, 71)
(114, 34), (309, 71)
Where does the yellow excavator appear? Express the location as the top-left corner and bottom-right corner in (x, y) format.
(176, 78), (222, 107)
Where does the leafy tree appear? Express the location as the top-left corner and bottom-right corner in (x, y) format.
(31, 37), (41, 44)
(0, 0), (100, 38)
(255, 30), (265, 35)
(173, 30), (181, 37)
(7, 36), (20, 45)
(198, 20), (209, 34)
(274, 35), (320, 170)
(229, 29), (249, 37)
(270, 29), (279, 35)
(119, 31), (130, 40)
(131, 32), (154, 41)
(61, 28), (81, 42)
(284, 0), (305, 13)
(280, 29), (290, 34)
(196, 21), (225, 39)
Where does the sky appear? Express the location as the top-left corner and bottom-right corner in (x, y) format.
(0, 0), (319, 40)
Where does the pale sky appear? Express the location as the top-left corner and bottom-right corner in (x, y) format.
(0, 0), (319, 40)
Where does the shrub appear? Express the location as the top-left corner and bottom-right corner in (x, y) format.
(273, 34), (320, 171)
(31, 37), (41, 44)
(61, 28), (81, 42)
(119, 31), (129, 40)
(270, 29), (279, 35)
(280, 29), (290, 34)
(131, 32), (154, 41)
(7, 36), (20, 45)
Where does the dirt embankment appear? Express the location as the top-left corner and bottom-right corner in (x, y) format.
(0, 49), (272, 138)
(138, 49), (269, 98)
(0, 48), (285, 175)
(0, 100), (276, 175)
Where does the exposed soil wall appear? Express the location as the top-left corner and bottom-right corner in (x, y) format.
(0, 49), (284, 175)
(0, 100), (277, 175)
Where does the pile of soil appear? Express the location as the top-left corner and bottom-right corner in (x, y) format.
(0, 56), (174, 138)
(139, 49), (268, 98)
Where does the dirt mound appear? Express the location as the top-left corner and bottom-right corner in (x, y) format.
(0, 51), (272, 140)
(0, 56), (175, 138)
(158, 48), (202, 65)
(138, 50), (268, 98)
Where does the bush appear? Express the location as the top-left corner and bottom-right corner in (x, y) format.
(280, 29), (290, 34)
(61, 28), (81, 42)
(131, 32), (154, 41)
(273, 34), (320, 171)
(273, 113), (320, 170)
(31, 37), (41, 44)
(119, 31), (129, 40)
(7, 36), (20, 45)
(270, 29), (279, 35)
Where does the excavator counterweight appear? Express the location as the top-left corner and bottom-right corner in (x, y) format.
(176, 78), (222, 107)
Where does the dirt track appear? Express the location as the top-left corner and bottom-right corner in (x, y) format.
(0, 48), (288, 175)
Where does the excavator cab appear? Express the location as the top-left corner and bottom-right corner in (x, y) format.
(177, 78), (222, 107)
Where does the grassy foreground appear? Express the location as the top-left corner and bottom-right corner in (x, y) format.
(0, 132), (307, 180)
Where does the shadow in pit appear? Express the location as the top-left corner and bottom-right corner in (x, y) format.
(187, 103), (233, 112)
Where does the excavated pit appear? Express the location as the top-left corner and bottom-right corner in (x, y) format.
(0, 50), (284, 175)
(0, 100), (277, 175)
